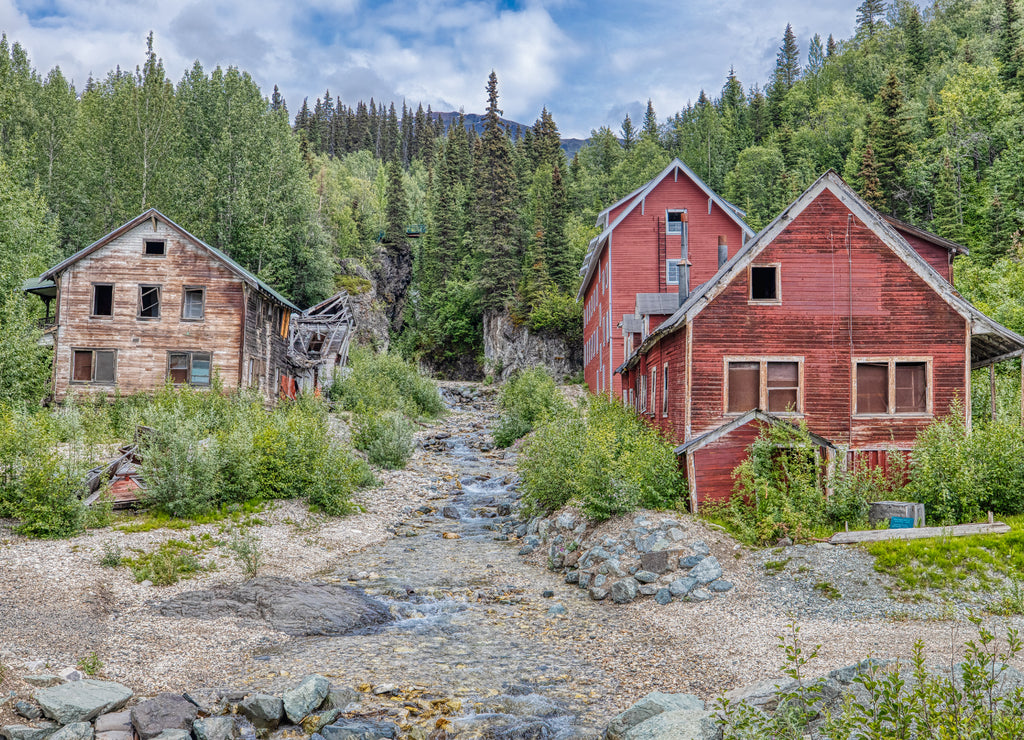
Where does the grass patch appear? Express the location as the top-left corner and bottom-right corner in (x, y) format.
(864, 515), (1024, 603)
(764, 558), (790, 575)
(123, 536), (215, 586)
(814, 581), (841, 600)
(113, 500), (267, 533)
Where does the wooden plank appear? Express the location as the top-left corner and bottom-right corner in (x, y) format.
(830, 522), (1011, 544)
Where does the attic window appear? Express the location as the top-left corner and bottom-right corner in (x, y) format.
(144, 239), (166, 256)
(750, 265), (779, 302)
(666, 210), (686, 235)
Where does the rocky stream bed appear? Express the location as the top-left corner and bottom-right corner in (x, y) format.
(3, 384), (1024, 739)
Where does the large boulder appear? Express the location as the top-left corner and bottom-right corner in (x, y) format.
(320, 720), (400, 740)
(155, 577), (392, 636)
(192, 717), (236, 740)
(131, 694), (197, 740)
(238, 694), (284, 731)
(35, 680), (133, 725)
(605, 692), (704, 740)
(689, 557), (723, 584)
(622, 710), (721, 740)
(283, 675), (331, 724)
(610, 579), (639, 604)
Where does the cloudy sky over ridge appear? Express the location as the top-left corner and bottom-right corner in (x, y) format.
(1, 0), (859, 138)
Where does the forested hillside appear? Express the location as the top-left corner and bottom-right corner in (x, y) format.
(2, 0), (1024, 399)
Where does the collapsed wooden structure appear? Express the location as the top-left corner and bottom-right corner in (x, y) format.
(285, 292), (355, 395)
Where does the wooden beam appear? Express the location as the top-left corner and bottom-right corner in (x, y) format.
(830, 521), (1010, 544)
(991, 364), (997, 422)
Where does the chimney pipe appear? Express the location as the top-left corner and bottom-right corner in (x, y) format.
(718, 235), (728, 269)
(678, 213), (689, 307)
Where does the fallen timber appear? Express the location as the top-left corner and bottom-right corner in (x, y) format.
(831, 521), (1011, 544)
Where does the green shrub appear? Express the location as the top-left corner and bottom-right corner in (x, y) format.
(125, 539), (208, 586)
(227, 530), (262, 579)
(15, 455), (85, 538)
(139, 413), (221, 519)
(329, 348), (444, 418)
(518, 394), (682, 520)
(353, 411), (415, 469)
(307, 446), (373, 515)
(494, 367), (567, 447)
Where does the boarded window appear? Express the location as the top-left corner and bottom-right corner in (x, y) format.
(728, 362), (760, 412)
(895, 362), (927, 413)
(139, 285), (161, 318)
(856, 363), (889, 414)
(182, 288), (205, 320)
(92, 284), (113, 316)
(767, 361), (799, 412)
(191, 354), (211, 385)
(144, 239), (165, 256)
(72, 349), (115, 383)
(750, 266), (778, 301)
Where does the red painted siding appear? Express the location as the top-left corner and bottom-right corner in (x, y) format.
(899, 232), (952, 282)
(691, 422), (762, 505)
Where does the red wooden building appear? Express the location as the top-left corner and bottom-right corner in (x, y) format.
(617, 171), (1024, 509)
(578, 159), (755, 397)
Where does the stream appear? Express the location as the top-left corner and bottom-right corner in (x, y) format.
(242, 388), (656, 739)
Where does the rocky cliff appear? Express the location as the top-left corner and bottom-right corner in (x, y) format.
(482, 310), (582, 382)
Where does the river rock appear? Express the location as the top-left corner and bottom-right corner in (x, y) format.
(14, 703), (40, 721)
(610, 579), (638, 604)
(320, 720), (399, 740)
(1, 725), (57, 740)
(687, 588), (713, 602)
(35, 680), (133, 725)
(669, 577), (697, 597)
(605, 692), (705, 740)
(639, 550), (678, 574)
(689, 557), (722, 584)
(679, 555), (704, 569)
(283, 675), (330, 723)
(155, 577), (392, 636)
(238, 694), (284, 731)
(691, 541), (710, 557)
(564, 571), (579, 584)
(655, 588), (672, 605)
(638, 584), (659, 596)
(578, 572), (591, 589)
(622, 709), (720, 740)
(440, 506), (460, 519)
(592, 574), (607, 588)
(722, 678), (795, 712)
(192, 717), (236, 740)
(589, 587), (608, 601)
(150, 732), (190, 740)
(634, 570), (658, 583)
(131, 694), (197, 740)
(49, 724), (93, 740)
(94, 713), (131, 734)
(709, 580), (733, 593)
(324, 688), (361, 711)
(21, 677), (60, 689)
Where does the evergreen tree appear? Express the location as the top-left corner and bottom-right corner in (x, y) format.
(999, 0), (1022, 86)
(856, 0), (887, 38)
(903, 4), (926, 76)
(384, 159), (408, 245)
(873, 71), (912, 215)
(270, 84), (286, 113)
(859, 141), (885, 208)
(544, 163), (571, 289)
(475, 71), (520, 312)
(807, 33), (826, 75)
(776, 24), (801, 90)
(621, 113), (636, 150)
(642, 99), (660, 141)
(827, 34), (837, 57)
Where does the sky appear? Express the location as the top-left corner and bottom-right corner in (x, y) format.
(1, 0), (860, 139)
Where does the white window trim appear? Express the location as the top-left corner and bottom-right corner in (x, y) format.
(649, 367), (657, 417)
(723, 355), (804, 416)
(666, 258), (681, 286)
(666, 209), (687, 235)
(852, 356), (933, 418)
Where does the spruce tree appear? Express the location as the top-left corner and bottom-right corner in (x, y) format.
(270, 85), (285, 113)
(642, 99), (660, 141)
(827, 34), (837, 56)
(384, 159), (408, 245)
(475, 71), (520, 312)
(621, 113), (636, 150)
(807, 34), (825, 75)
(544, 163), (572, 290)
(903, 4), (926, 76)
(859, 142), (885, 209)
(856, 0), (887, 38)
(873, 72), (912, 215)
(1000, 0), (1022, 86)
(776, 24), (801, 90)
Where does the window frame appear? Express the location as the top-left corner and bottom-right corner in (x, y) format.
(167, 350), (213, 387)
(138, 284), (162, 320)
(723, 356), (804, 416)
(748, 263), (782, 304)
(666, 209), (687, 235)
(649, 366), (657, 417)
(666, 258), (681, 286)
(91, 283), (114, 318)
(143, 239), (166, 257)
(181, 286), (206, 322)
(852, 357), (932, 417)
(662, 362), (669, 417)
(70, 348), (117, 385)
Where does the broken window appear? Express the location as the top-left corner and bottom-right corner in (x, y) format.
(855, 359), (929, 415)
(727, 362), (760, 413)
(307, 333), (325, 353)
(72, 349), (115, 383)
(767, 361), (799, 412)
(662, 363), (669, 416)
(168, 351), (212, 386)
(144, 239), (165, 256)
(650, 367), (657, 416)
(750, 265), (779, 301)
(182, 287), (205, 320)
(139, 285), (161, 319)
(666, 210), (686, 235)
(92, 284), (113, 317)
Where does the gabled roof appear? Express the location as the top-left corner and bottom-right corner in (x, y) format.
(577, 158), (755, 300)
(674, 409), (836, 456)
(40, 208), (300, 312)
(619, 170), (1024, 373)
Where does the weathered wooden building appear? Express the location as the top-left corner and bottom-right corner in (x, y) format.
(578, 159), (755, 397)
(32, 209), (301, 403)
(616, 171), (1024, 508)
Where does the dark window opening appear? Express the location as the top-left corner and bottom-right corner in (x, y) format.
(182, 288), (205, 320)
(856, 363), (890, 414)
(666, 210), (686, 234)
(308, 334), (325, 353)
(766, 361), (799, 412)
(727, 361), (760, 413)
(139, 285), (161, 318)
(144, 240), (165, 256)
(72, 349), (115, 383)
(750, 266), (778, 301)
(169, 351), (212, 386)
(895, 362), (927, 413)
(92, 284), (113, 316)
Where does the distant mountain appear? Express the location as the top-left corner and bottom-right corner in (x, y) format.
(431, 111), (589, 159)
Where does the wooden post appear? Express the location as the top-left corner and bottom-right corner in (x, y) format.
(1020, 358), (1023, 427)
(991, 364), (997, 421)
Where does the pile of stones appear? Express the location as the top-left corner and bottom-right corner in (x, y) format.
(2, 674), (398, 740)
(515, 512), (737, 604)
